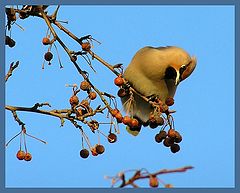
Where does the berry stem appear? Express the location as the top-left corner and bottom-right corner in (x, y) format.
(5, 131), (21, 147)
(25, 133), (47, 144)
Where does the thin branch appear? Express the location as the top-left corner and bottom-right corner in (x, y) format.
(106, 166), (193, 188)
(5, 61), (19, 82)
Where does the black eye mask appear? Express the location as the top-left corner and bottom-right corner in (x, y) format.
(164, 67), (177, 80)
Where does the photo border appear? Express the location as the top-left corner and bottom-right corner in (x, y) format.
(1, 0), (239, 193)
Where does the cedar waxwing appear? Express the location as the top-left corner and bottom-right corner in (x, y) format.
(122, 46), (197, 124)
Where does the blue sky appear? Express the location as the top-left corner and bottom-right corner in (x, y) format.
(5, 5), (234, 188)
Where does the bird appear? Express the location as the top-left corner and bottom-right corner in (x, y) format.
(121, 46), (197, 127)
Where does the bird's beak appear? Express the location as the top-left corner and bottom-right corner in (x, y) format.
(181, 56), (197, 81)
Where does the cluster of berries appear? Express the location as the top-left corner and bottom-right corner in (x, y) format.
(79, 133), (117, 159)
(16, 150), (32, 161)
(155, 129), (182, 153)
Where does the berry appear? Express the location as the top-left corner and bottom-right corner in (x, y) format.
(80, 99), (89, 107)
(130, 118), (139, 128)
(149, 175), (159, 188)
(165, 184), (173, 188)
(117, 88), (128, 98)
(114, 76), (124, 86)
(81, 42), (91, 51)
(149, 121), (158, 129)
(168, 129), (176, 138)
(91, 148), (98, 156)
(80, 149), (89, 158)
(122, 116), (132, 125)
(44, 51), (53, 61)
(165, 97), (174, 106)
(42, 37), (50, 45)
(108, 133), (117, 143)
(88, 91), (97, 100)
(159, 130), (167, 139)
(155, 116), (164, 126)
(163, 137), (174, 147)
(24, 152), (32, 161)
(142, 121), (149, 127)
(110, 109), (119, 117)
(174, 131), (183, 143)
(69, 95), (79, 106)
(115, 112), (123, 123)
(155, 134), (163, 143)
(16, 150), (25, 160)
(170, 144), (180, 153)
(80, 81), (91, 91)
(96, 144), (105, 154)
(6, 36), (16, 48)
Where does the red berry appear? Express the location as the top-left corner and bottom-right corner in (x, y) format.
(42, 37), (50, 45)
(149, 175), (159, 188)
(110, 109), (119, 117)
(122, 116), (132, 125)
(114, 76), (124, 86)
(88, 91), (97, 100)
(96, 144), (105, 154)
(91, 148), (98, 156)
(44, 52), (53, 61)
(80, 149), (89, 158)
(130, 118), (139, 128)
(115, 112), (123, 123)
(108, 133), (117, 143)
(24, 152), (32, 161)
(165, 97), (174, 106)
(80, 81), (91, 91)
(168, 129), (177, 138)
(170, 144), (180, 153)
(117, 88), (128, 97)
(163, 137), (174, 147)
(82, 42), (91, 51)
(16, 150), (25, 160)
(69, 95), (79, 107)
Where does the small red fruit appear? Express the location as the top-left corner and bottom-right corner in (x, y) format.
(114, 76), (124, 86)
(42, 37), (50, 45)
(82, 42), (91, 51)
(165, 97), (174, 106)
(149, 175), (159, 188)
(110, 109), (119, 117)
(117, 88), (128, 97)
(88, 91), (97, 100)
(168, 129), (176, 138)
(115, 112), (123, 123)
(130, 118), (139, 128)
(44, 51), (53, 61)
(96, 144), (105, 154)
(24, 152), (32, 161)
(170, 144), (180, 153)
(69, 95), (79, 107)
(91, 148), (98, 156)
(108, 133), (117, 143)
(80, 81), (91, 91)
(80, 149), (89, 158)
(122, 116), (132, 125)
(16, 150), (25, 160)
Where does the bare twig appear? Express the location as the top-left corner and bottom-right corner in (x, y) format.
(5, 61), (19, 82)
(106, 166), (193, 188)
